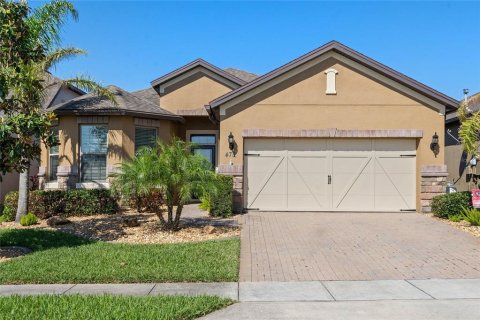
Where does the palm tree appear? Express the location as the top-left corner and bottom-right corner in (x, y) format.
(8, 0), (116, 222)
(113, 138), (217, 231)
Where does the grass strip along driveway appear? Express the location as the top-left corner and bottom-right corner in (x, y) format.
(0, 294), (233, 320)
(0, 229), (239, 284)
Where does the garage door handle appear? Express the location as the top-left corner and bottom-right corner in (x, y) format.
(328, 175), (331, 184)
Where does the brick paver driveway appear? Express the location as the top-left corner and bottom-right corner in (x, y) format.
(240, 212), (480, 281)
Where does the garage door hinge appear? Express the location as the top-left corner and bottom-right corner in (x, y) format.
(400, 154), (416, 157)
(244, 153), (260, 156)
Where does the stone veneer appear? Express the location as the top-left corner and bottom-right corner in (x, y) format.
(56, 165), (78, 190)
(217, 164), (243, 213)
(421, 165), (448, 213)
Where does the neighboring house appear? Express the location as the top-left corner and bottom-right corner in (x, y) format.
(445, 92), (480, 191)
(38, 41), (458, 213)
(0, 73), (84, 203)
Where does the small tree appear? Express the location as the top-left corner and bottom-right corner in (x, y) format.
(458, 94), (480, 158)
(113, 138), (217, 231)
(0, 0), (115, 222)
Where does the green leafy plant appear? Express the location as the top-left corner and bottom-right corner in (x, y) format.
(431, 192), (472, 219)
(201, 175), (233, 218)
(448, 214), (463, 222)
(20, 212), (38, 226)
(2, 190), (119, 219)
(461, 206), (480, 226)
(113, 138), (217, 230)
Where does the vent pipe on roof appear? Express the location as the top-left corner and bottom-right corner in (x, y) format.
(464, 88), (469, 104)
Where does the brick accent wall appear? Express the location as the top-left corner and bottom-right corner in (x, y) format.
(242, 128), (423, 138)
(217, 164), (243, 213)
(421, 165), (448, 213)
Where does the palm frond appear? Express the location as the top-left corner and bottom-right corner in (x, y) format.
(43, 47), (86, 71)
(459, 111), (480, 157)
(63, 75), (118, 106)
(27, 0), (78, 48)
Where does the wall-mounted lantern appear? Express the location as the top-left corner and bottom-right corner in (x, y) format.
(228, 132), (235, 151)
(430, 132), (439, 157)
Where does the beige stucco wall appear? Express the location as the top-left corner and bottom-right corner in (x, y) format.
(445, 144), (470, 191)
(160, 74), (232, 113)
(218, 59), (445, 212)
(40, 115), (177, 182)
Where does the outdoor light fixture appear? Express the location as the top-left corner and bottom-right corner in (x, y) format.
(430, 132), (439, 157)
(228, 132), (235, 151)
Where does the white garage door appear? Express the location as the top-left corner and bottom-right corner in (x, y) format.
(244, 138), (416, 212)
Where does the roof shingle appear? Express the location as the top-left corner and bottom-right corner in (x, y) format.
(49, 85), (184, 122)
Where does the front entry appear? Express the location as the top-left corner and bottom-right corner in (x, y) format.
(244, 138), (416, 211)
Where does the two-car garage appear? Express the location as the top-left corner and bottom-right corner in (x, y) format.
(244, 138), (416, 212)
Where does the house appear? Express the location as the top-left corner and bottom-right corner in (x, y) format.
(38, 41), (458, 213)
(0, 73), (84, 203)
(445, 92), (480, 191)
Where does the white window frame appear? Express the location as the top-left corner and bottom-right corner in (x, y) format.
(79, 124), (108, 183)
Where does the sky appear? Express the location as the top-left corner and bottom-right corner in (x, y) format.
(31, 1), (480, 100)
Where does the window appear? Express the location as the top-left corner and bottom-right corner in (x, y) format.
(80, 125), (108, 182)
(135, 127), (157, 152)
(49, 127), (59, 181)
(190, 134), (216, 167)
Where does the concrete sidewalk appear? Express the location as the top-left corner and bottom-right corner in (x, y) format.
(0, 282), (238, 300)
(2, 279), (480, 301)
(199, 299), (480, 320)
(3, 279), (480, 319)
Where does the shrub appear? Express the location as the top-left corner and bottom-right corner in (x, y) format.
(431, 191), (472, 219)
(448, 214), (463, 222)
(2, 189), (120, 219)
(202, 175), (233, 218)
(129, 189), (165, 213)
(20, 212), (38, 226)
(461, 206), (480, 226)
(1, 192), (19, 222)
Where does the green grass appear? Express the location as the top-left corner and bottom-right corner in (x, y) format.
(0, 294), (233, 320)
(0, 229), (240, 284)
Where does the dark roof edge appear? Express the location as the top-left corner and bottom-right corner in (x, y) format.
(54, 109), (185, 123)
(209, 41), (459, 110)
(150, 58), (246, 88)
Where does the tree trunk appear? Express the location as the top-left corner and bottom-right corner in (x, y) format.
(15, 165), (30, 223)
(173, 204), (184, 230)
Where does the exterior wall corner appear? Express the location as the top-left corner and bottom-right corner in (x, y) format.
(420, 164), (448, 213)
(217, 164), (244, 213)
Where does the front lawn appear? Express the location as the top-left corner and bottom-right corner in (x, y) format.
(0, 294), (233, 320)
(0, 229), (239, 284)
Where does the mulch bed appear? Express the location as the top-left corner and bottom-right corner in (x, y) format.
(0, 211), (240, 245)
(0, 246), (32, 262)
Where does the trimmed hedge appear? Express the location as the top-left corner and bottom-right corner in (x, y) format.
(201, 175), (233, 218)
(431, 191), (472, 219)
(1, 189), (120, 221)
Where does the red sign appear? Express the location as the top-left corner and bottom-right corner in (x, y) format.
(472, 189), (480, 208)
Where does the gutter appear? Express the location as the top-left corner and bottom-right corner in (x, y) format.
(206, 104), (219, 125)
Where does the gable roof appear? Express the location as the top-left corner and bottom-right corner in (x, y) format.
(150, 58), (246, 89)
(44, 73), (85, 108)
(209, 41), (459, 111)
(49, 85), (184, 122)
(224, 68), (258, 82)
